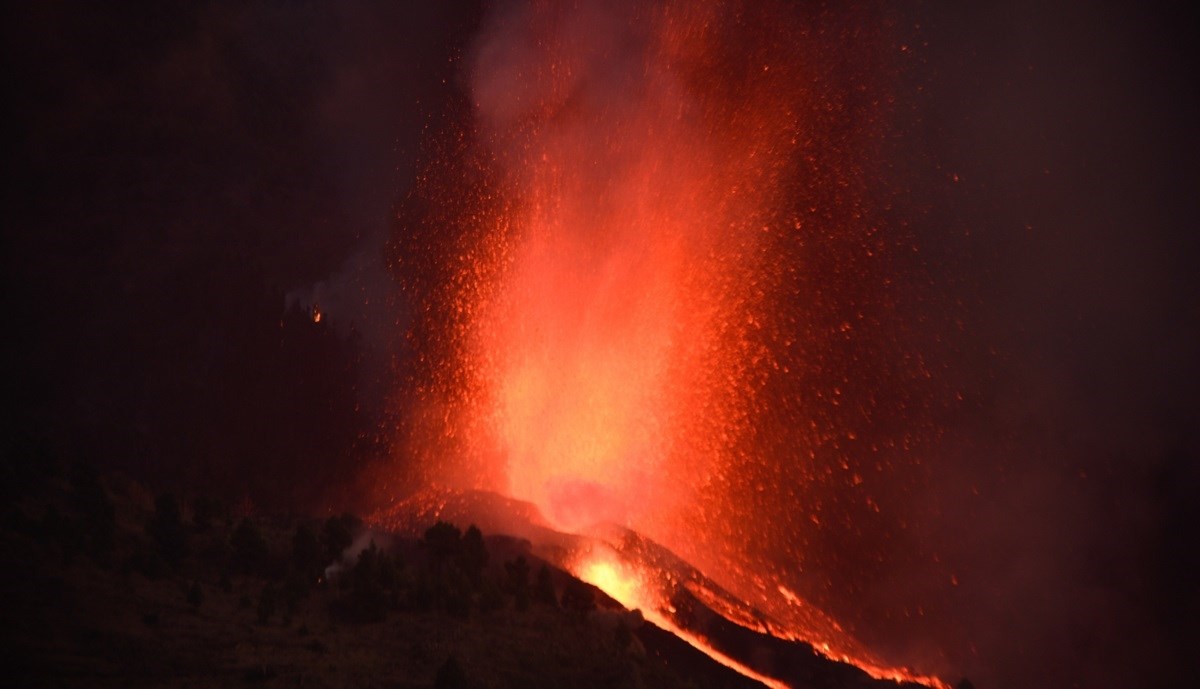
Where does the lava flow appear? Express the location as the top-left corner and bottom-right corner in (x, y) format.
(573, 547), (792, 689)
(386, 1), (955, 686)
(567, 528), (950, 689)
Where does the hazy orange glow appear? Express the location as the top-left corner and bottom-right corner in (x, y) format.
(389, 1), (954, 686)
(575, 551), (648, 611)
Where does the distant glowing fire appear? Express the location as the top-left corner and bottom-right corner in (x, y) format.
(387, 1), (955, 686)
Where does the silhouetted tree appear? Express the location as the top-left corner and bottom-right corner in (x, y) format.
(479, 574), (505, 613)
(282, 570), (310, 616)
(148, 494), (187, 566)
(187, 581), (203, 609)
(292, 522), (324, 577)
(458, 525), (488, 586)
(323, 513), (358, 562)
(40, 506), (73, 561)
(192, 496), (225, 532)
(70, 464), (114, 562)
(409, 569), (435, 612)
(257, 583), (278, 624)
(422, 521), (462, 569)
(441, 564), (472, 619)
(561, 577), (596, 614)
(231, 517), (268, 574)
(43, 502), (97, 566)
(345, 540), (389, 622)
(505, 556), (530, 611)
(434, 655), (467, 689)
(128, 539), (170, 580)
(615, 620), (633, 649)
(533, 564), (557, 607)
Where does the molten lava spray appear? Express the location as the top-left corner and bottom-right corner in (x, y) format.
(390, 0), (955, 684)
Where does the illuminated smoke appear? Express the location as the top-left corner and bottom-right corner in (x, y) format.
(387, 0), (956, 683)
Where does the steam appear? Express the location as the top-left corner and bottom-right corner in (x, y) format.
(324, 529), (394, 582)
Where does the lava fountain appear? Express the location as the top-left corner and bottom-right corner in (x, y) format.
(387, 1), (955, 686)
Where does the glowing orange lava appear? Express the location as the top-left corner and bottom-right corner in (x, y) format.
(576, 552), (646, 611)
(388, 1), (954, 686)
(574, 548), (793, 689)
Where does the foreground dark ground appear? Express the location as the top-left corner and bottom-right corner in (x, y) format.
(0, 458), (949, 689)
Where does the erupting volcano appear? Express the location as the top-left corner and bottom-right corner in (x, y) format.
(6, 1), (1193, 688)
(385, 1), (957, 686)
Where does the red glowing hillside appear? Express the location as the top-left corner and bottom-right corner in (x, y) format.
(373, 486), (948, 689)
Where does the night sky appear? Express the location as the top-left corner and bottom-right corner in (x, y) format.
(4, 2), (481, 504)
(3, 2), (1197, 688)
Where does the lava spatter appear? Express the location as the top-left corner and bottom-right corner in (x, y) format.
(387, 1), (955, 685)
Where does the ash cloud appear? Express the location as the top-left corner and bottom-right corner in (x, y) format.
(464, 0), (683, 224)
(468, 0), (658, 138)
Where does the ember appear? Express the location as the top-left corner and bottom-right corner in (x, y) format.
(389, 1), (953, 685)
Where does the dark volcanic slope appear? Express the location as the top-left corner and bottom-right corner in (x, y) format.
(376, 487), (940, 689)
(0, 465), (761, 689)
(2, 466), (951, 688)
